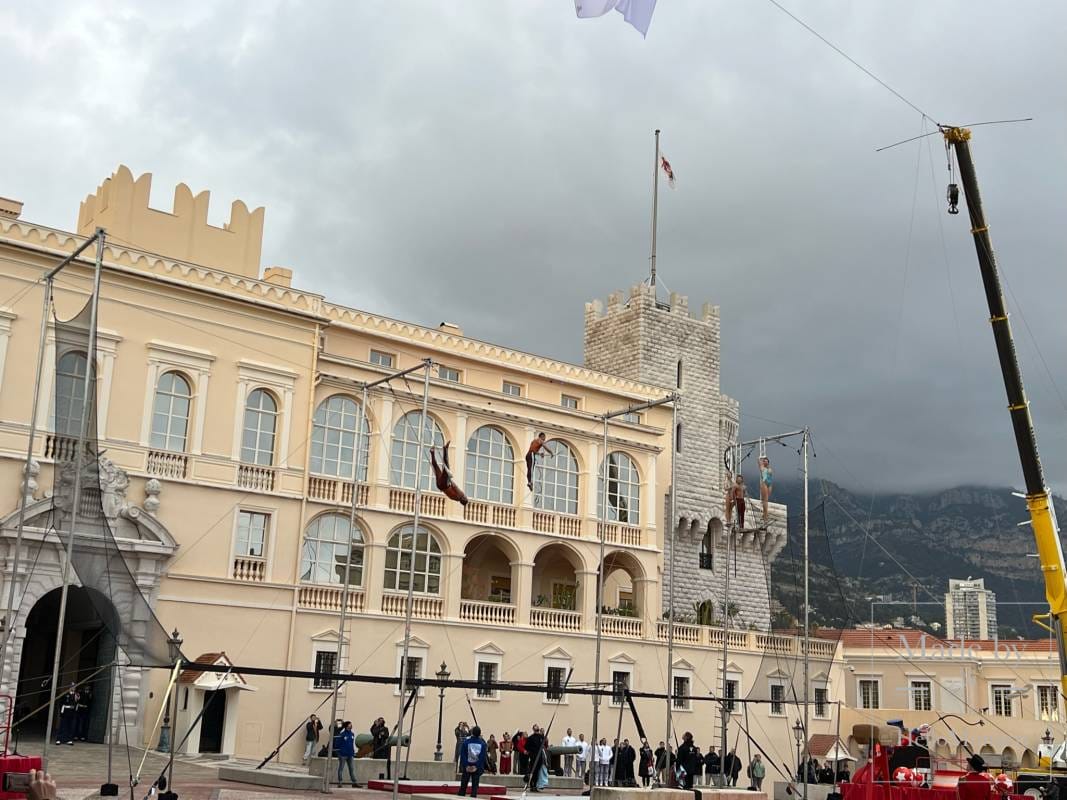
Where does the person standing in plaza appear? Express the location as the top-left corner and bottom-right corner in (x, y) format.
(748, 754), (766, 791)
(457, 725), (488, 798)
(454, 722), (469, 774)
(524, 725), (546, 791)
(75, 685), (92, 741)
(704, 747), (721, 786)
(334, 721), (359, 788)
(595, 738), (613, 787)
(576, 734), (590, 782)
(561, 728), (578, 777)
(486, 734), (498, 775)
(499, 732), (513, 775)
(303, 714), (323, 762)
(639, 739), (654, 787)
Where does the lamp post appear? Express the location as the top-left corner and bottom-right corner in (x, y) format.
(793, 719), (805, 782)
(1043, 729), (1054, 747)
(160, 629), (183, 800)
(434, 662), (450, 762)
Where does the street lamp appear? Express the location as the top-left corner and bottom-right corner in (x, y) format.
(434, 662), (450, 762)
(159, 629), (182, 800)
(793, 719), (805, 781)
(1043, 729), (1054, 747)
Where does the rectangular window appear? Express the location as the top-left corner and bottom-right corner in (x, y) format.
(619, 412), (641, 424)
(489, 575), (512, 603)
(699, 552), (713, 570)
(438, 365), (461, 383)
(551, 582), (576, 611)
(910, 680), (932, 712)
(673, 676), (691, 710)
(859, 679), (880, 710)
(561, 394), (580, 410)
(402, 656), (423, 686)
(235, 510), (269, 558)
(618, 590), (634, 613)
(546, 666), (566, 701)
(1039, 685), (1061, 722)
(314, 650), (337, 690)
(770, 683), (785, 716)
(611, 671), (631, 705)
(814, 687), (829, 718)
(476, 661), (498, 699)
(992, 684), (1014, 717)
(502, 381), (522, 397)
(370, 349), (395, 368)
(724, 678), (738, 712)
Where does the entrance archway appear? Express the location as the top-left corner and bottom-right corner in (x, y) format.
(15, 586), (116, 743)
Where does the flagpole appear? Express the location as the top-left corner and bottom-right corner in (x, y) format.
(651, 128), (660, 287)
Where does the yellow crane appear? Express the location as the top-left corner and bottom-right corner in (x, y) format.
(943, 126), (1067, 796)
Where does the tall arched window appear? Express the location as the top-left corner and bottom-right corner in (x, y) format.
(151, 371), (191, 452)
(598, 451), (641, 525)
(54, 351), (89, 435)
(676, 359), (683, 389)
(310, 396), (370, 480)
(465, 426), (514, 504)
(241, 389), (278, 465)
(534, 440), (579, 515)
(300, 513), (364, 586)
(384, 525), (442, 594)
(390, 412), (445, 490)
(700, 530), (714, 570)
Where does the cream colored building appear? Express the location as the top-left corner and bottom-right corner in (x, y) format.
(838, 628), (1060, 770)
(0, 166), (841, 774)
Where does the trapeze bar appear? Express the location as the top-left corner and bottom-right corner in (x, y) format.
(363, 358), (433, 389)
(603, 393), (677, 421)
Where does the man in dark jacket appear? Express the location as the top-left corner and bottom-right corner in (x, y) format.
(457, 726), (488, 798)
(524, 726), (545, 791)
(304, 714), (323, 762)
(723, 749), (740, 787)
(617, 739), (637, 786)
(676, 733), (697, 789)
(704, 747), (721, 786)
(76, 685), (92, 741)
(371, 717), (390, 759)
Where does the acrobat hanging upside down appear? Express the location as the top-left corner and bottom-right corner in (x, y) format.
(429, 442), (468, 506)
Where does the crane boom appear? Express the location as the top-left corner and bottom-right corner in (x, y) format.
(944, 126), (1067, 692)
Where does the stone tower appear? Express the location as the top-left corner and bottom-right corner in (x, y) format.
(584, 283), (786, 630)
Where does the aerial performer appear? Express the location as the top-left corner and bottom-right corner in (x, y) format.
(731, 474), (747, 530)
(525, 432), (554, 491)
(429, 442), (468, 506)
(723, 469), (735, 525)
(759, 457), (773, 522)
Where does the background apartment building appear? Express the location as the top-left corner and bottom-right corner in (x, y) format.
(946, 577), (999, 640)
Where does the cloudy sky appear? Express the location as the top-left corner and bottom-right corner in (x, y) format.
(3, 1), (1066, 495)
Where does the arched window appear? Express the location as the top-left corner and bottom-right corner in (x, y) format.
(384, 525), (442, 594)
(534, 440), (579, 515)
(676, 359), (683, 389)
(300, 514), (364, 586)
(676, 423), (683, 453)
(700, 530), (714, 570)
(465, 426), (514, 504)
(310, 396), (370, 480)
(390, 412), (445, 490)
(598, 451), (641, 525)
(241, 389), (278, 465)
(151, 371), (191, 452)
(54, 351), (89, 435)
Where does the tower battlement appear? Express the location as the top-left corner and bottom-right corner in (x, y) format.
(77, 165), (265, 279)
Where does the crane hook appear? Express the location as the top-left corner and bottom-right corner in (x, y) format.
(947, 183), (960, 215)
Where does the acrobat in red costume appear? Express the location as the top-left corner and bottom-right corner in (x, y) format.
(429, 442), (468, 506)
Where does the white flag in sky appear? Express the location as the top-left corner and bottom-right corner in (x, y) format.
(574, 0), (658, 37)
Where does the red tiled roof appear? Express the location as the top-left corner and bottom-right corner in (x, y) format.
(838, 628), (1055, 652)
(178, 652), (227, 684)
(807, 734), (843, 758)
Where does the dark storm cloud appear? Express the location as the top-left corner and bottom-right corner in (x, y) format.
(3, 1), (1066, 494)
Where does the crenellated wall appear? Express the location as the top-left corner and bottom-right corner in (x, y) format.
(77, 165), (265, 278)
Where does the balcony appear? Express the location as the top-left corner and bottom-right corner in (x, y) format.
(463, 501), (516, 528)
(531, 510), (582, 538)
(756, 632), (796, 655)
(597, 522), (642, 547)
(381, 592), (443, 620)
(388, 488), (446, 518)
(656, 620), (701, 645)
(232, 555), (266, 582)
(308, 476), (369, 506)
(44, 434), (79, 461)
(237, 464), (276, 492)
(298, 584), (365, 613)
(459, 599), (516, 626)
(601, 613), (642, 639)
(147, 450), (188, 479)
(530, 607), (582, 632)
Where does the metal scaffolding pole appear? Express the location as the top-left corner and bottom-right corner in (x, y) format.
(664, 396), (679, 758)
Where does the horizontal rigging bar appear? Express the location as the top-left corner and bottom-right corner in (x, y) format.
(44, 229), (103, 280)
(603, 393), (677, 421)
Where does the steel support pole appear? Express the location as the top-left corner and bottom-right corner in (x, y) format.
(42, 230), (105, 771)
(588, 414), (610, 788)
(392, 361), (432, 800)
(651, 129), (660, 287)
(322, 383), (369, 791)
(802, 429), (810, 800)
(664, 397), (678, 756)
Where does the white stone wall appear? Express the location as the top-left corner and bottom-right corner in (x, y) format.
(584, 284), (786, 629)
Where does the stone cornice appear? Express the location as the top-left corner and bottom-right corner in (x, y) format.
(0, 219), (327, 322)
(323, 303), (670, 399)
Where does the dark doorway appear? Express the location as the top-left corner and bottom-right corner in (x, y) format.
(198, 690), (226, 754)
(15, 586), (114, 742)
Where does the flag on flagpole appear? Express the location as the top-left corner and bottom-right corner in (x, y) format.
(574, 0), (658, 37)
(660, 154), (675, 188)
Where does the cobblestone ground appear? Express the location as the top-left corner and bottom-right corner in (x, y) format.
(15, 739), (385, 800)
